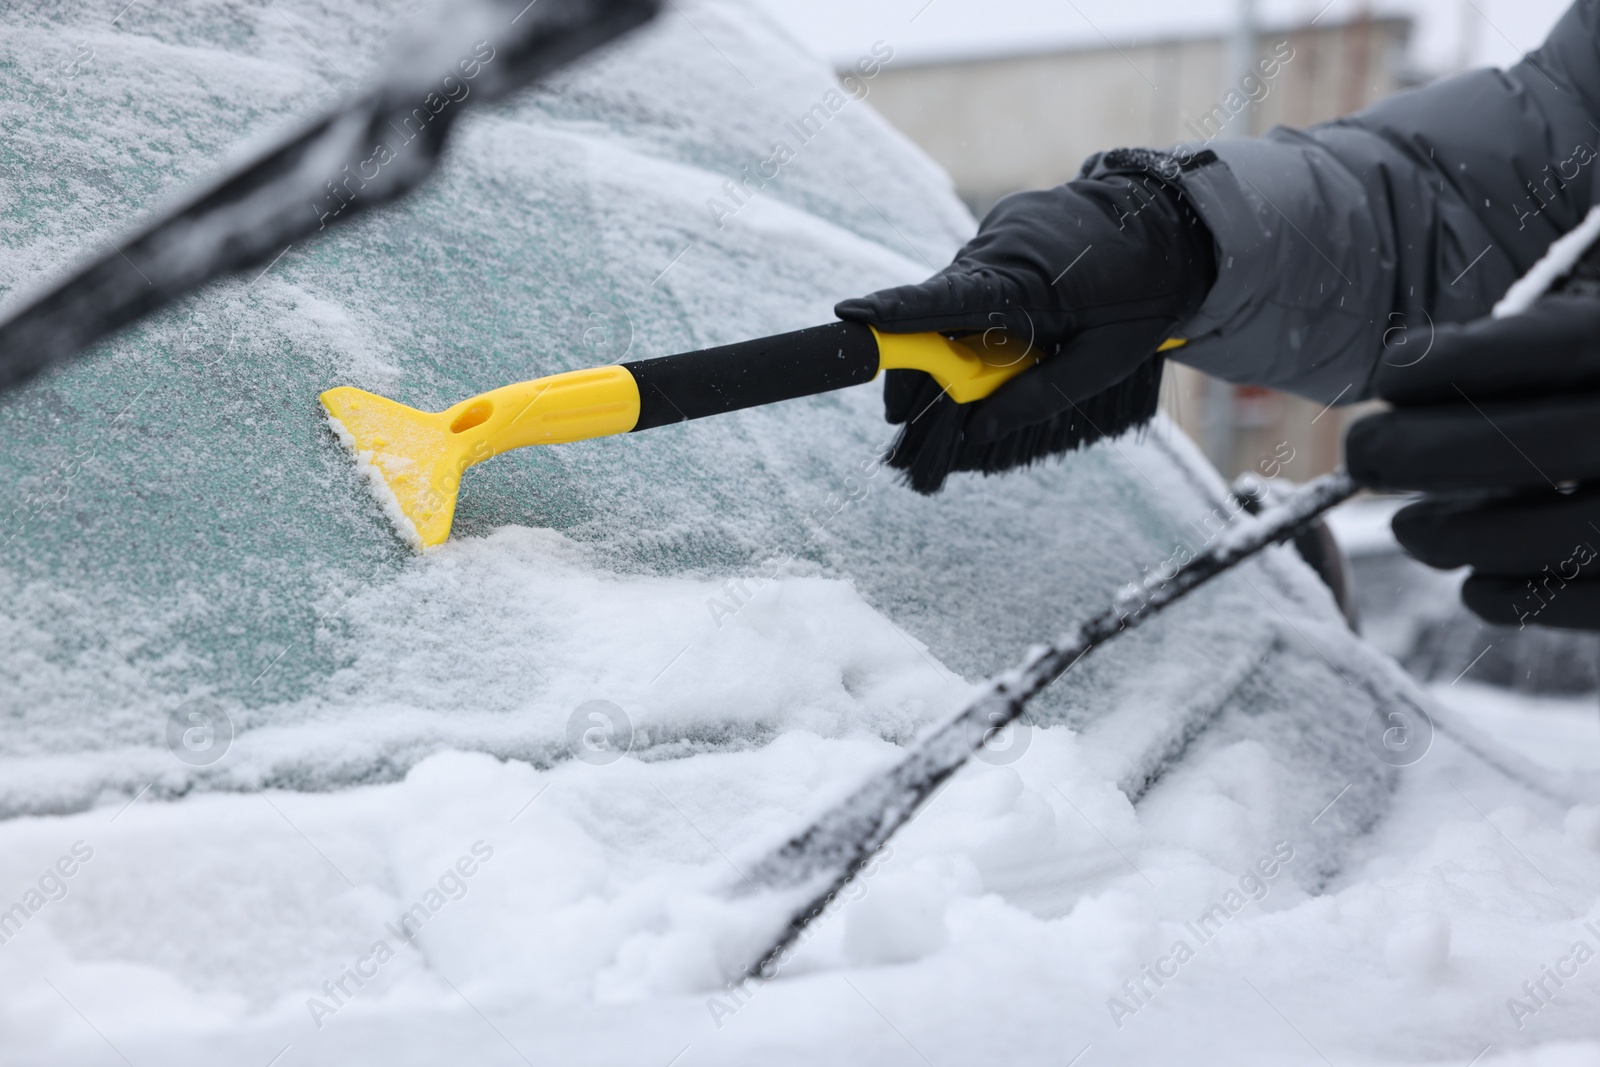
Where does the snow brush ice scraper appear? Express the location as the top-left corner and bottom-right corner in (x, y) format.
(0, 0), (661, 392)
(321, 324), (1188, 548)
(320, 323), (1030, 547)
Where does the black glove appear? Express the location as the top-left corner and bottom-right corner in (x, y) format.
(836, 155), (1216, 447)
(1346, 293), (1600, 631)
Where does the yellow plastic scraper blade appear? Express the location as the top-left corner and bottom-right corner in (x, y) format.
(319, 366), (641, 549)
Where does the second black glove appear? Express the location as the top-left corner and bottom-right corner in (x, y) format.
(1346, 293), (1600, 630)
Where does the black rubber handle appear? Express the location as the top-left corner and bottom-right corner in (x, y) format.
(623, 321), (880, 431)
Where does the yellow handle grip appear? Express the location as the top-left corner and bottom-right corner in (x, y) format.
(871, 327), (1037, 403)
(872, 328), (1186, 404)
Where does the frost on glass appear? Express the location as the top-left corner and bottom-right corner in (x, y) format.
(1, 0), (1388, 879)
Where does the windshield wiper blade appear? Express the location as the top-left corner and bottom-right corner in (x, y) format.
(737, 470), (1358, 981)
(0, 0), (659, 392)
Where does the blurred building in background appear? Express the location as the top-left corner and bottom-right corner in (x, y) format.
(855, 14), (1415, 480)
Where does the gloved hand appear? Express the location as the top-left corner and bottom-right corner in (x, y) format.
(835, 159), (1215, 446)
(1346, 293), (1600, 631)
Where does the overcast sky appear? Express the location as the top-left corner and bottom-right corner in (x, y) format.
(750, 0), (1573, 78)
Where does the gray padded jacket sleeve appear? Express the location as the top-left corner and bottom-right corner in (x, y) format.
(1086, 0), (1600, 404)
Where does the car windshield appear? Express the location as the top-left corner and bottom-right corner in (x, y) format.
(0, 0), (1271, 804)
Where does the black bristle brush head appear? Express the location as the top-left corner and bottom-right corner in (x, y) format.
(885, 355), (1166, 494)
